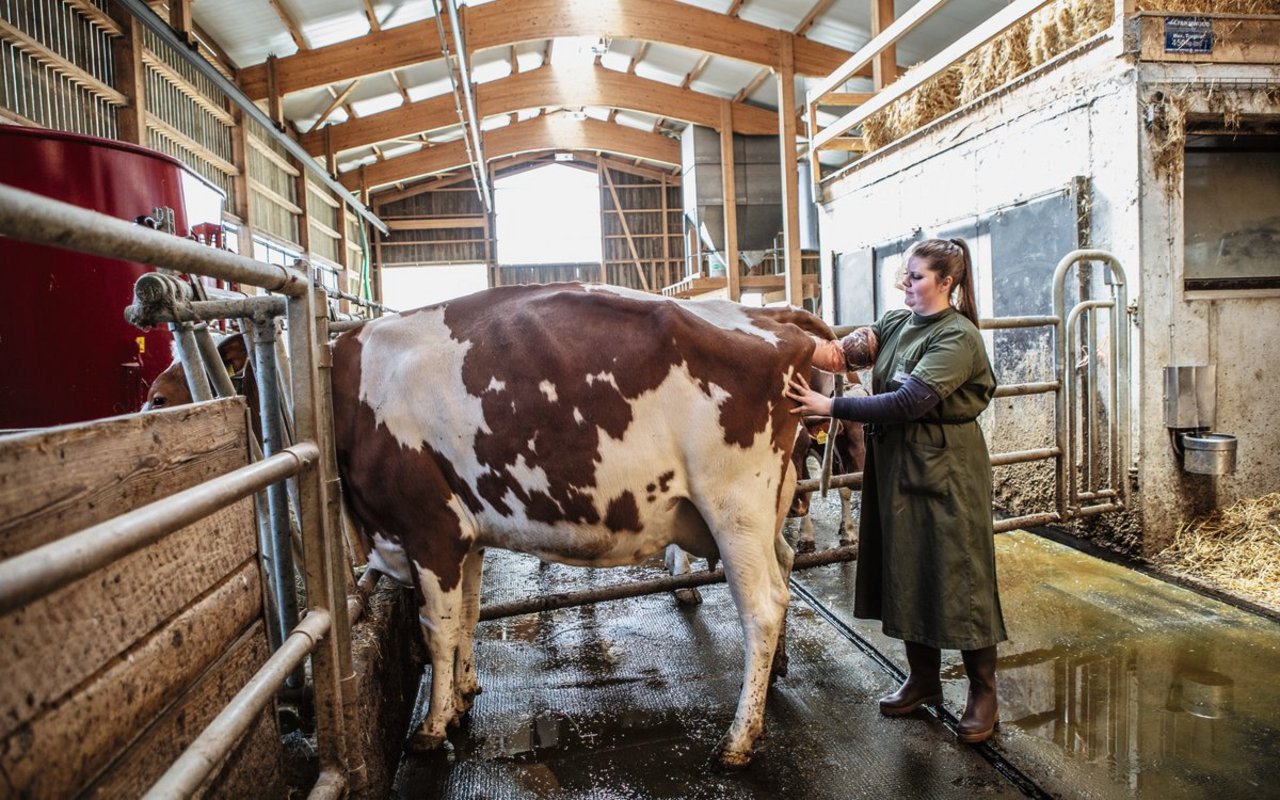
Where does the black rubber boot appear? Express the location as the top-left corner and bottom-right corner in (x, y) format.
(879, 641), (943, 716)
(958, 645), (999, 743)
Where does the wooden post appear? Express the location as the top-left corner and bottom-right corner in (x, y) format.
(230, 107), (257, 265)
(719, 100), (741, 302)
(169, 0), (197, 48)
(110, 4), (145, 146)
(266, 55), (283, 130)
(776, 34), (803, 307)
(871, 0), (900, 89)
(660, 173), (671, 290)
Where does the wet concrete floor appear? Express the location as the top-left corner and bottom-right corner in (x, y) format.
(394, 524), (1280, 799)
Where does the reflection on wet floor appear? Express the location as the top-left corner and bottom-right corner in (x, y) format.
(799, 531), (1280, 799)
(394, 530), (1280, 799)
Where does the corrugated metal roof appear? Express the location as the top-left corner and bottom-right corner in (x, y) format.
(191, 0), (1004, 183)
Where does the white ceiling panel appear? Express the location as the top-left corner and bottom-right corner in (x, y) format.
(192, 0), (298, 67)
(738, 0), (806, 33)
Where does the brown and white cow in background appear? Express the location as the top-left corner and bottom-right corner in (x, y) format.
(788, 369), (866, 553)
(330, 282), (833, 768)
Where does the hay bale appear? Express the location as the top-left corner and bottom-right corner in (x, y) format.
(1155, 493), (1280, 612)
(861, 64), (964, 151)
(1136, 0), (1280, 12)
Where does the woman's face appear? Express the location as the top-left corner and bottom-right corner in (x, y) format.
(902, 256), (953, 314)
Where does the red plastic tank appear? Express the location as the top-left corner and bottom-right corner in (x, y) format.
(0, 127), (225, 429)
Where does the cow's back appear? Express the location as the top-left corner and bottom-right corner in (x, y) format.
(331, 283), (828, 576)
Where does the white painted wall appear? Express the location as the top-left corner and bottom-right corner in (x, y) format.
(816, 38), (1280, 552)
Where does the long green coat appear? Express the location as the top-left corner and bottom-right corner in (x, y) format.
(853, 308), (1007, 650)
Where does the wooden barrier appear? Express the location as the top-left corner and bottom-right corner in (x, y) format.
(0, 399), (284, 798)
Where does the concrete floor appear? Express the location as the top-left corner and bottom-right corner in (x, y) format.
(393, 514), (1280, 799)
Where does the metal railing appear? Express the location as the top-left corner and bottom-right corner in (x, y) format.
(0, 183), (355, 798)
(819, 249), (1130, 533)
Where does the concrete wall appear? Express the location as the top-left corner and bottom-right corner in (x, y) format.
(1131, 61), (1280, 552)
(818, 31), (1280, 554)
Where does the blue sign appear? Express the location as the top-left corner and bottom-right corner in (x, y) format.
(1165, 17), (1213, 54)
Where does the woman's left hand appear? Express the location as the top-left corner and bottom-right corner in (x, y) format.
(785, 373), (833, 416)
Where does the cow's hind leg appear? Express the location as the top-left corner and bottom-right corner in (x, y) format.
(408, 561), (468, 751)
(454, 547), (485, 712)
(837, 487), (857, 548)
(664, 544), (702, 606)
(704, 495), (791, 769)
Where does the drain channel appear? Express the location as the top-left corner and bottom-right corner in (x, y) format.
(789, 578), (1054, 800)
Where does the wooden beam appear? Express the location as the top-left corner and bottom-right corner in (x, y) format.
(344, 115), (681, 190)
(777, 33), (802, 307)
(795, 0), (836, 35)
(303, 64), (778, 156)
(720, 100), (740, 302)
(265, 55), (283, 128)
(66, 0), (123, 37)
(385, 217), (487, 231)
(168, 0), (196, 48)
(310, 79), (363, 133)
(681, 53), (712, 90)
(824, 91), (875, 106)
(602, 167), (651, 292)
(266, 0), (308, 51)
(362, 0), (382, 32)
(143, 52), (236, 126)
(871, 0), (900, 89)
(145, 112), (241, 176)
(109, 4), (145, 145)
(238, 0), (858, 100)
(807, 0), (950, 104)
(811, 0), (1057, 152)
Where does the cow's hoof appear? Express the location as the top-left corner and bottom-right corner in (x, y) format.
(407, 728), (447, 752)
(716, 747), (753, 770)
(795, 539), (816, 554)
(674, 587), (703, 607)
(770, 655), (789, 682)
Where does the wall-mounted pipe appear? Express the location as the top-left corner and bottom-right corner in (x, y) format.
(437, 0), (493, 212)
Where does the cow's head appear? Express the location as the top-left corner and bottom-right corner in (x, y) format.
(142, 333), (250, 411)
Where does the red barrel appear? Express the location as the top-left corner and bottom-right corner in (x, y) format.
(0, 127), (225, 429)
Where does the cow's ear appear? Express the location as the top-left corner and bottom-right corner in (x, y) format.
(219, 334), (250, 374)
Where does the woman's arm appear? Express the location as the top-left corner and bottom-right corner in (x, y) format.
(787, 373), (940, 423)
(810, 326), (879, 373)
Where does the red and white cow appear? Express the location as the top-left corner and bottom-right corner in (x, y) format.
(330, 282), (833, 767)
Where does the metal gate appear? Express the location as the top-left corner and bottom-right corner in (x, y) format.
(809, 248), (1132, 533)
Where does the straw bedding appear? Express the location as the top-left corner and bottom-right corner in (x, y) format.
(1154, 492), (1280, 611)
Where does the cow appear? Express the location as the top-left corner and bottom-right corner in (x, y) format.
(788, 370), (866, 553)
(142, 332), (253, 412)
(329, 282), (834, 768)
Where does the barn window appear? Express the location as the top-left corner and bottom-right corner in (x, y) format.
(1183, 132), (1280, 291)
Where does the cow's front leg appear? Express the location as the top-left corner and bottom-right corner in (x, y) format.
(664, 544), (702, 606)
(408, 565), (465, 751)
(454, 547), (485, 712)
(837, 487), (857, 547)
(794, 511), (816, 553)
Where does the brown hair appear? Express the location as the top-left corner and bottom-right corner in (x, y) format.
(907, 237), (979, 325)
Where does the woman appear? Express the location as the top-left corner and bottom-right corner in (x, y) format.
(785, 237), (1005, 744)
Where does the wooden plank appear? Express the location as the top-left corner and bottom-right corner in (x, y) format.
(871, 0), (901, 89)
(808, 0), (952, 104)
(386, 217), (487, 231)
(142, 52), (236, 127)
(0, 399), (250, 558)
(146, 112), (241, 176)
(251, 177), (305, 216)
(238, 0), (856, 100)
(247, 132), (302, 176)
(0, 492), (258, 742)
(65, 0), (124, 36)
(1137, 14), (1280, 64)
(811, 0), (1057, 152)
(602, 167), (651, 292)
(2, 563), (263, 799)
(82, 621), (280, 800)
(0, 17), (126, 105)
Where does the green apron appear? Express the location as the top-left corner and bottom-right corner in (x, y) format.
(853, 308), (1007, 650)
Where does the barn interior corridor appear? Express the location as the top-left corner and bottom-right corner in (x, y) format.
(393, 529), (1280, 799)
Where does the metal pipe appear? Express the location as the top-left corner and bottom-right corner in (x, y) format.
(170, 321), (213, 402)
(328, 319), (367, 334)
(132, 296), (287, 326)
(445, 0), (494, 212)
(990, 447), (1060, 467)
(0, 444), (319, 615)
(479, 545), (860, 621)
(1066, 299), (1114, 512)
(142, 609), (332, 800)
(794, 446), (1059, 494)
(993, 381), (1059, 398)
(993, 512), (1061, 533)
(0, 185), (311, 295)
(194, 324), (239, 399)
(308, 770), (347, 800)
(110, 0), (386, 234)
(832, 314), (1058, 338)
(253, 317), (302, 686)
